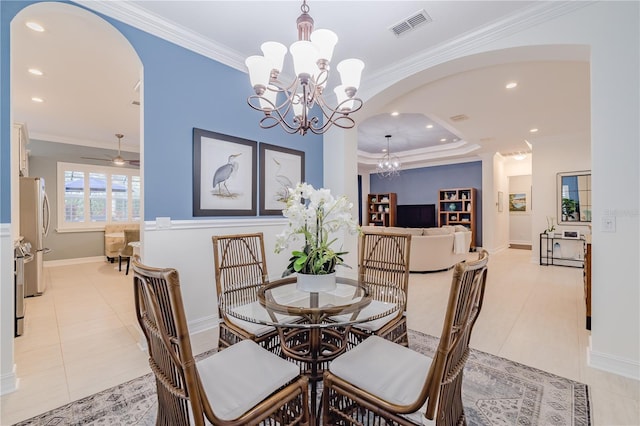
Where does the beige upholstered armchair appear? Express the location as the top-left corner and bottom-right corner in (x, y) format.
(104, 223), (140, 262)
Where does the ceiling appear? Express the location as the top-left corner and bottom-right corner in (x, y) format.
(11, 1), (591, 169)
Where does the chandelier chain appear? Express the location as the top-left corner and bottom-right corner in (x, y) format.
(376, 134), (401, 178)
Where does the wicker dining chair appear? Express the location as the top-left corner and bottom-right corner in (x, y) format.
(132, 258), (309, 426)
(322, 250), (489, 426)
(346, 231), (412, 347)
(212, 233), (281, 353)
(118, 228), (140, 275)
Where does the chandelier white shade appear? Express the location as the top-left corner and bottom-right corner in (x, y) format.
(377, 135), (401, 178)
(245, 1), (364, 135)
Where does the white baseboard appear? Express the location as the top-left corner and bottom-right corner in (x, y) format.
(44, 256), (105, 267)
(509, 240), (532, 246)
(0, 364), (18, 395)
(588, 347), (640, 380)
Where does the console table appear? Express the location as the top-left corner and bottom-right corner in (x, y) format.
(539, 232), (586, 268)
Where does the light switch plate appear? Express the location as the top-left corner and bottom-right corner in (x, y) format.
(156, 217), (171, 229)
(601, 215), (615, 232)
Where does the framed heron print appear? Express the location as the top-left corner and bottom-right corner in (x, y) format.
(259, 143), (305, 215)
(193, 128), (257, 216)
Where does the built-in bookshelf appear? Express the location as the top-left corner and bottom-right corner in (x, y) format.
(438, 188), (476, 247)
(367, 193), (397, 227)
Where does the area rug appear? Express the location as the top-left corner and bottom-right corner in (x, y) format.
(14, 329), (591, 425)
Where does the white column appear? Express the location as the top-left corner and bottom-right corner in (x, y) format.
(323, 127), (359, 274)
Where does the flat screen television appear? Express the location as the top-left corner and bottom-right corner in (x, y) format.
(396, 204), (436, 228)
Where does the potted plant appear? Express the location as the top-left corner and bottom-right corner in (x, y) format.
(561, 198), (578, 221)
(545, 216), (556, 234)
(275, 182), (360, 291)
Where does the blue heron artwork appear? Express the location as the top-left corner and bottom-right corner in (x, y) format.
(212, 153), (242, 197)
(260, 144), (304, 214)
(272, 157), (293, 202)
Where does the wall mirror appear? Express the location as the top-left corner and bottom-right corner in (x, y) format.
(557, 171), (591, 224)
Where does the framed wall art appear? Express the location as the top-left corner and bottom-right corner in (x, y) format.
(259, 143), (305, 215)
(193, 128), (257, 216)
(509, 192), (527, 212)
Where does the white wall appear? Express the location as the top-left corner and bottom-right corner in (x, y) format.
(508, 175), (533, 245)
(323, 127), (360, 271)
(142, 218), (290, 332)
(530, 133), (591, 261)
(480, 153), (509, 253)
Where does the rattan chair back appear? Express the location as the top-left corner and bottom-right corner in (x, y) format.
(132, 259), (207, 425)
(426, 248), (489, 423)
(359, 231), (412, 300)
(353, 231), (412, 345)
(212, 233), (280, 351)
(212, 232), (268, 307)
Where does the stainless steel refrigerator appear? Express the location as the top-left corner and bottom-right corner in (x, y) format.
(20, 177), (51, 296)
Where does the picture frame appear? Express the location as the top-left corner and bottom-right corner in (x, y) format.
(259, 143), (305, 215)
(562, 230), (580, 239)
(193, 128), (257, 216)
(509, 193), (526, 212)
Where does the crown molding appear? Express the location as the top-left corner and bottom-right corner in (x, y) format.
(29, 132), (140, 153)
(76, 1), (593, 89)
(361, 1), (595, 101)
(358, 140), (480, 166)
(74, 0), (246, 72)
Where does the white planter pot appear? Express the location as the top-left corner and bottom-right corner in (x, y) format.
(296, 272), (337, 292)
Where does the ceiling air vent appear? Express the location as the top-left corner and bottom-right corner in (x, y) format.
(450, 114), (469, 122)
(389, 9), (432, 37)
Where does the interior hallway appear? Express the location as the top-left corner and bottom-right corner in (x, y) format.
(1, 249), (638, 425)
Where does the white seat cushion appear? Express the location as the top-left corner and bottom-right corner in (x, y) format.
(228, 301), (299, 337)
(332, 300), (399, 331)
(329, 335), (432, 407)
(197, 339), (300, 421)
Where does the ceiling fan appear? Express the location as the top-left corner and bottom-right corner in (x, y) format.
(82, 133), (140, 167)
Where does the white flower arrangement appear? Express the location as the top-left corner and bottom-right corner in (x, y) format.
(275, 182), (360, 276)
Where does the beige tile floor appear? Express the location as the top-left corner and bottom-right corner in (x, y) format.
(1, 249), (639, 425)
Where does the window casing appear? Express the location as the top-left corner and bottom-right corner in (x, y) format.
(57, 162), (140, 231)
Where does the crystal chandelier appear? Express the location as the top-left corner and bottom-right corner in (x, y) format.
(245, 1), (364, 135)
(377, 135), (401, 178)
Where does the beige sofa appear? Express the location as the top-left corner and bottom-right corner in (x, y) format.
(360, 225), (472, 272)
(104, 223), (140, 262)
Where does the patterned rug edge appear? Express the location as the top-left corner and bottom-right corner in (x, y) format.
(13, 330), (592, 426)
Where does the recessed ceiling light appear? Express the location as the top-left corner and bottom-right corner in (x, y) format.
(31, 97), (44, 103)
(26, 21), (45, 32)
(513, 153), (526, 161)
(530, 128), (539, 133)
(506, 81), (518, 89)
(426, 124), (433, 129)
(440, 138), (447, 142)
(382, 148), (388, 153)
(28, 68), (43, 76)
(391, 111), (399, 117)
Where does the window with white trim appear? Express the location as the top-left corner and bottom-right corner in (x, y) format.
(57, 162), (140, 231)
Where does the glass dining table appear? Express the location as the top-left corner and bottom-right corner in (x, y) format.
(219, 274), (406, 425)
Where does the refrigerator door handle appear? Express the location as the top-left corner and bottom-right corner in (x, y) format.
(43, 191), (51, 237)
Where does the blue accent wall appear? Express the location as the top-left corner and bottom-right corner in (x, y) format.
(371, 161), (483, 246)
(0, 0), (324, 222)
